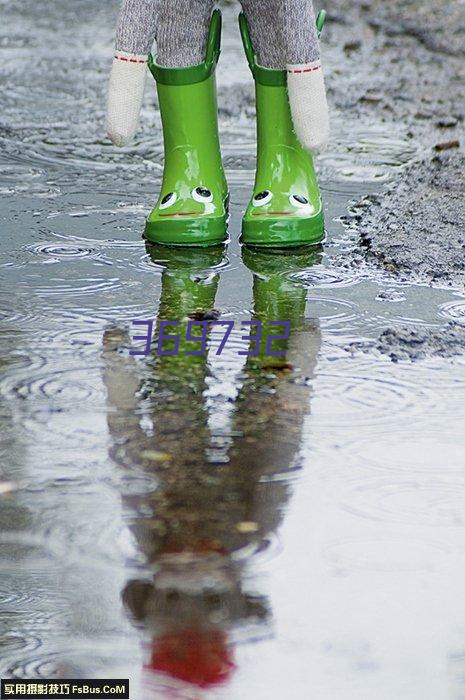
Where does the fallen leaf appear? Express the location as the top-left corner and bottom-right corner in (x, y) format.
(236, 521), (259, 534)
(141, 450), (172, 462)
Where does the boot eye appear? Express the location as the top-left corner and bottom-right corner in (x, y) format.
(253, 190), (273, 207)
(290, 194), (309, 208)
(160, 192), (177, 209)
(192, 186), (213, 203)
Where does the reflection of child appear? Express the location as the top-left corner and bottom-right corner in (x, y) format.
(107, 0), (329, 152)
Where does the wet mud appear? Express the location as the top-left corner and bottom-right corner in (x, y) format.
(329, 0), (465, 289)
(347, 321), (465, 362)
(326, 0), (465, 358)
(355, 152), (465, 289)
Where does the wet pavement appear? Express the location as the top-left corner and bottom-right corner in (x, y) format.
(1, 1), (465, 698)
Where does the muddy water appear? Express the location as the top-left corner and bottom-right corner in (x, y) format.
(1, 2), (465, 699)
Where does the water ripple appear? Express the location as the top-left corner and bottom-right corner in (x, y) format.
(323, 536), (450, 573)
(438, 298), (465, 322)
(25, 243), (102, 260)
(33, 277), (122, 299)
(313, 360), (439, 432)
(1, 366), (104, 407)
(341, 478), (465, 527)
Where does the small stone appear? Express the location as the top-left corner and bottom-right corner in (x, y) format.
(436, 117), (458, 128)
(262, 362), (294, 372)
(189, 308), (221, 321)
(360, 92), (383, 104)
(434, 140), (460, 151)
(415, 111), (433, 120)
(344, 40), (362, 53)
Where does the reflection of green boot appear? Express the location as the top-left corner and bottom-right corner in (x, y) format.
(145, 10), (229, 248)
(147, 243), (226, 322)
(242, 247), (322, 360)
(239, 14), (325, 248)
(146, 244), (226, 393)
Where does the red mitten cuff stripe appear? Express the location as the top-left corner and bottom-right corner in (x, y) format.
(288, 64), (321, 74)
(114, 55), (147, 64)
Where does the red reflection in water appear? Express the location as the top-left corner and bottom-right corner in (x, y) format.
(147, 628), (236, 688)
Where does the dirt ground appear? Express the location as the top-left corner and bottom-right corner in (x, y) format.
(327, 0), (464, 287)
(317, 0), (465, 360)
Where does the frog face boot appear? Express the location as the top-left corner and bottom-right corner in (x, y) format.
(239, 11), (326, 248)
(145, 10), (229, 247)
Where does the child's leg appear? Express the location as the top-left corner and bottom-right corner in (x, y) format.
(240, 0), (285, 69)
(156, 0), (216, 67)
(241, 0), (328, 151)
(115, 0), (158, 55)
(240, 0), (320, 67)
(280, 0), (320, 64)
(107, 0), (216, 145)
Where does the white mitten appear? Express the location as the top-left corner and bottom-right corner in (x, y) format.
(287, 61), (329, 152)
(107, 52), (148, 146)
(106, 0), (158, 146)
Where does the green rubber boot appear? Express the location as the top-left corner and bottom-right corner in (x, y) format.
(239, 13), (325, 248)
(145, 10), (229, 247)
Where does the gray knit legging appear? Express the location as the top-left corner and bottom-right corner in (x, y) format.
(116, 0), (320, 68)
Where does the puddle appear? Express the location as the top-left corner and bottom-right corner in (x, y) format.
(1, 2), (465, 699)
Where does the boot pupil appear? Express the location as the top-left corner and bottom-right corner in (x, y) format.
(293, 194), (308, 204)
(196, 187), (211, 198)
(255, 191), (270, 200)
(161, 193), (174, 204)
